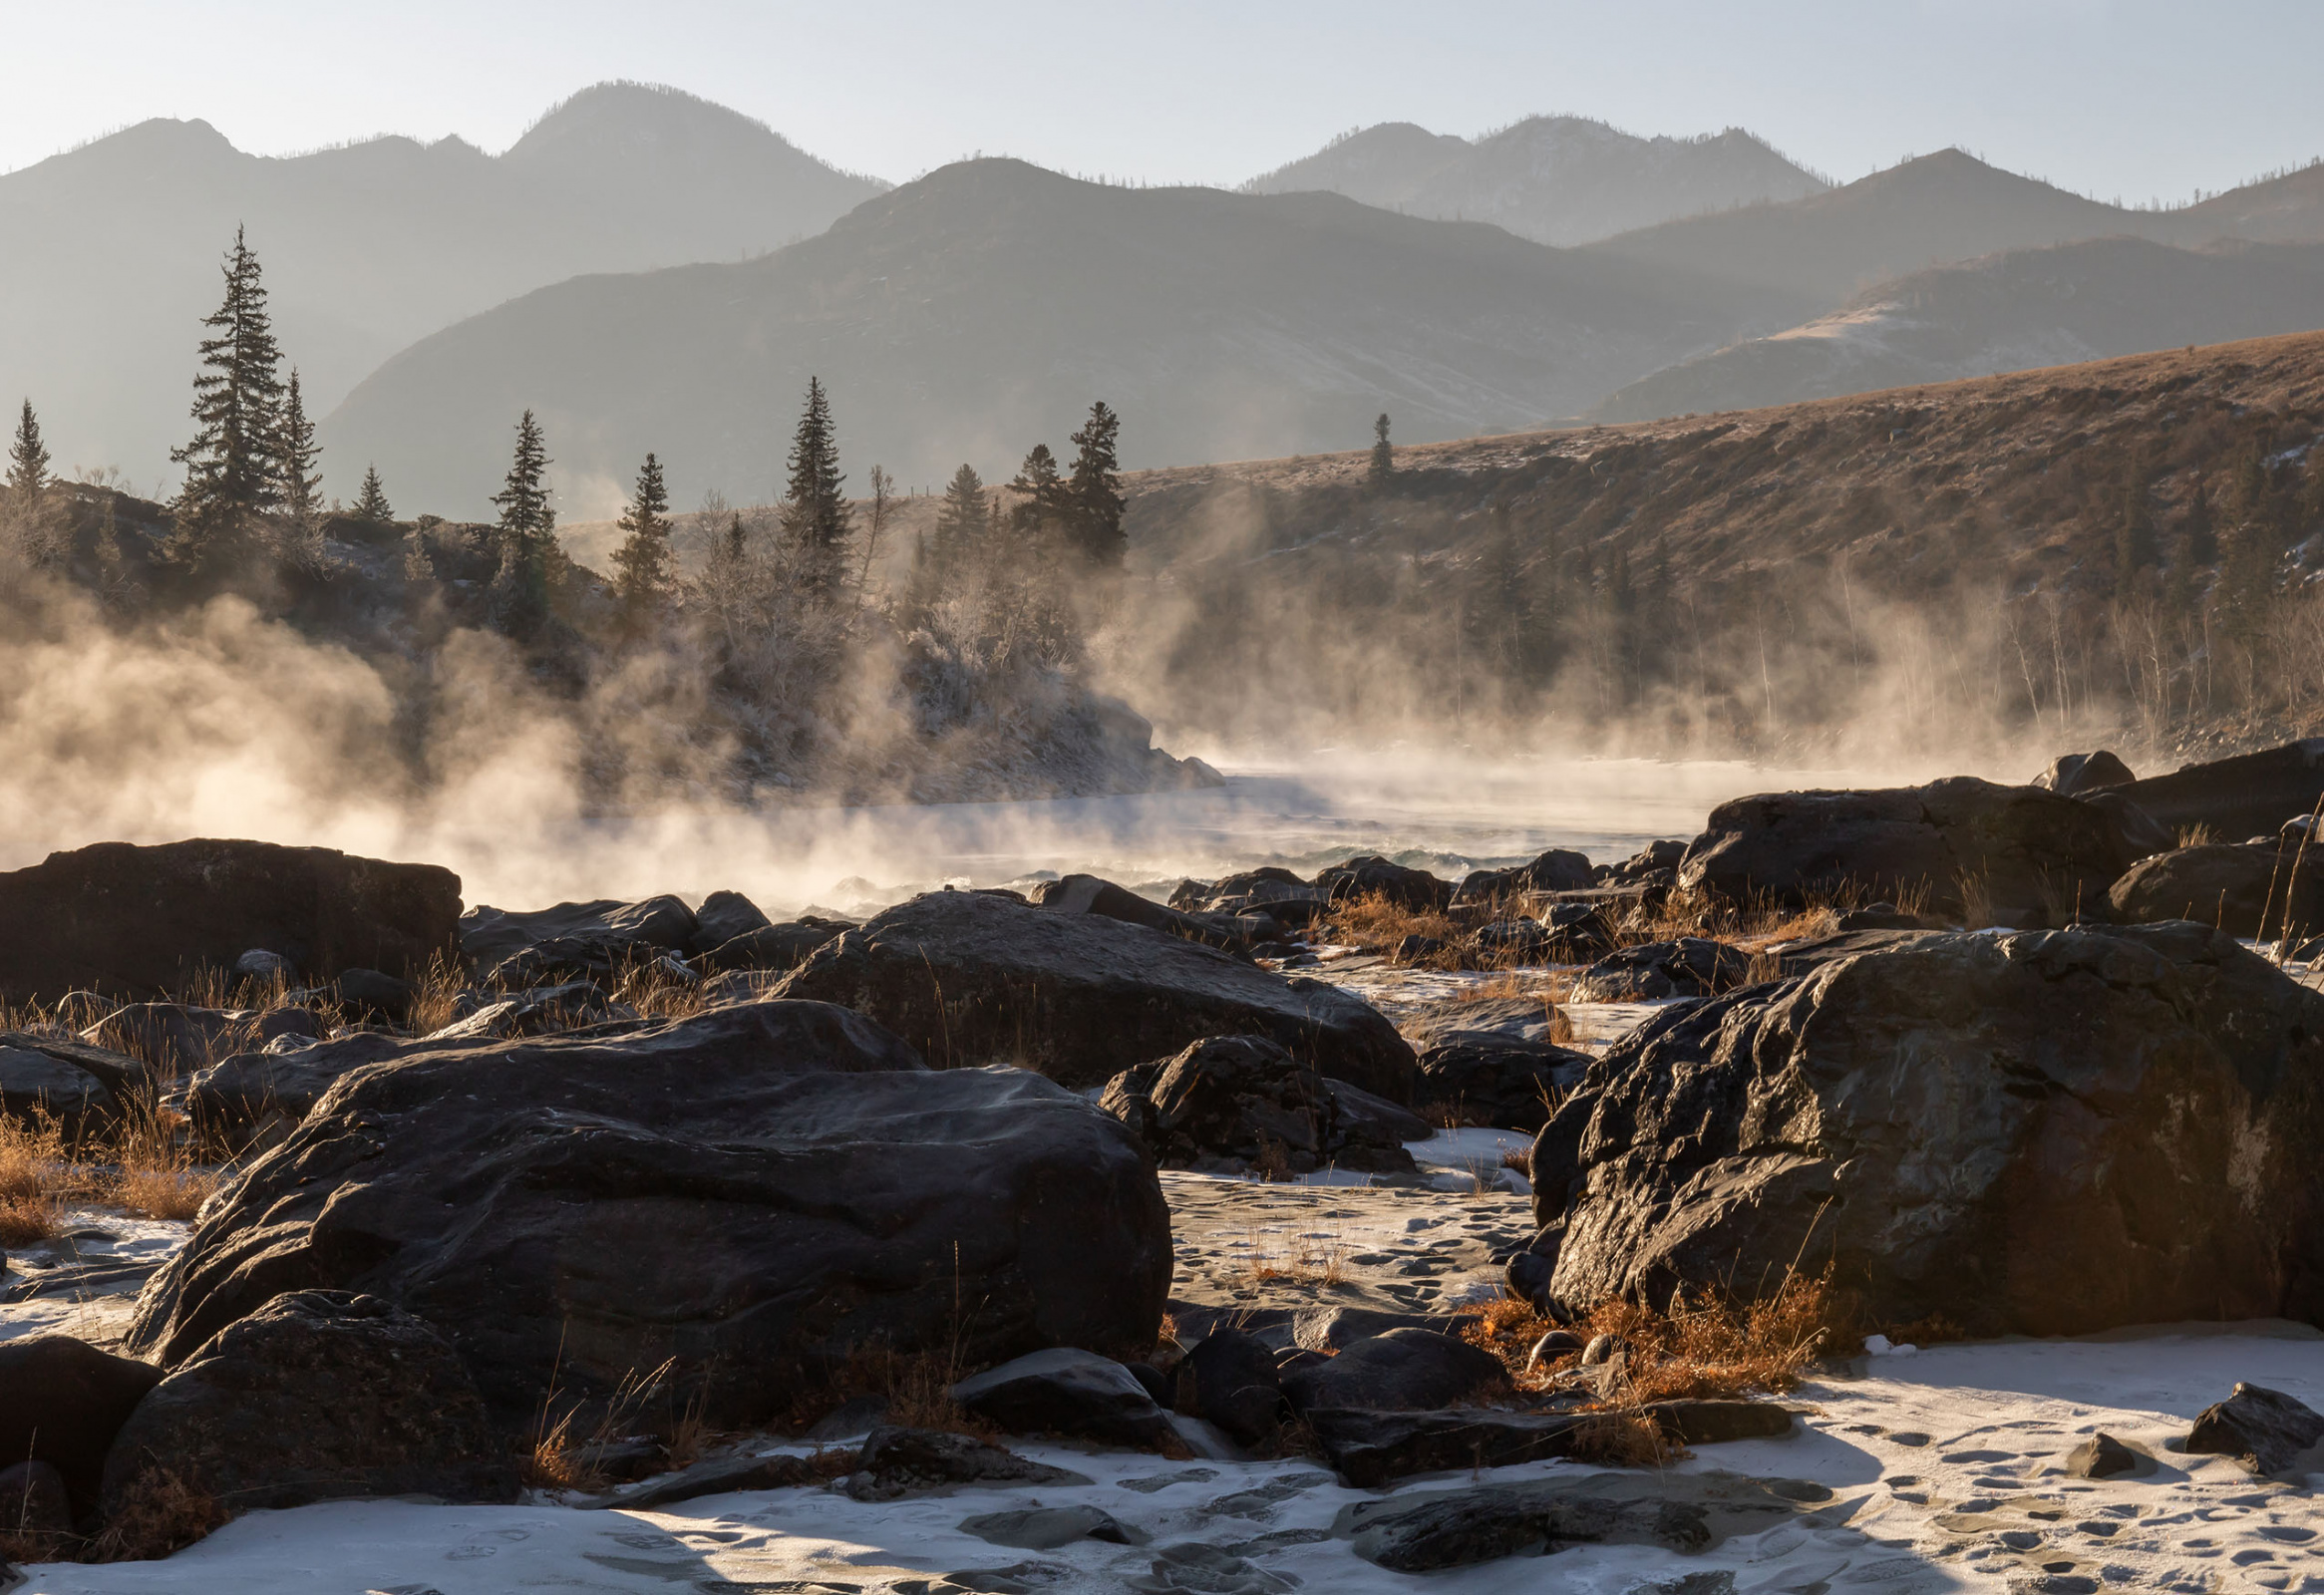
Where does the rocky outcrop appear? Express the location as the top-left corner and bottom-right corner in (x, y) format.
(696, 917), (850, 974)
(1526, 923), (2324, 1336)
(1679, 776), (2154, 922)
(1569, 938), (1753, 1003)
(949, 1348), (1173, 1448)
(687, 890), (773, 955)
(774, 890), (1416, 1101)
(1454, 849), (1595, 905)
(1316, 855), (1451, 913)
(2118, 740), (2324, 842)
(458, 895), (698, 973)
(126, 1001), (1171, 1429)
(2033, 750), (2136, 795)
(1416, 1037), (1590, 1129)
(1099, 1036), (1418, 1175)
(101, 1290), (517, 1517)
(2108, 841), (2324, 938)
(1031, 874), (1254, 951)
(1280, 1328), (1502, 1413)
(0, 839), (461, 1003)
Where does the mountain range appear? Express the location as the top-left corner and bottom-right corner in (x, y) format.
(0, 82), (882, 487)
(14, 82), (2324, 514)
(1241, 116), (1828, 246)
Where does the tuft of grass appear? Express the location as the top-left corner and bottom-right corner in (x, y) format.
(88, 1466), (225, 1562)
(1329, 890), (1461, 956)
(110, 1098), (219, 1221)
(0, 1113), (72, 1244)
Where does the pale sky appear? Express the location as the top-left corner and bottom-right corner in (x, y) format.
(2, 0), (2320, 206)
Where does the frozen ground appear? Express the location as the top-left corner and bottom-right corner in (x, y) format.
(16, 1326), (2324, 1594)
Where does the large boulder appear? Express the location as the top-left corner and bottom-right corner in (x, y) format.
(1416, 1037), (1591, 1130)
(0, 1337), (164, 1520)
(1280, 1328), (1502, 1414)
(1316, 855), (1452, 913)
(686, 890), (774, 956)
(2118, 740), (2324, 842)
(101, 1290), (517, 1517)
(949, 1348), (1172, 1448)
(125, 1001), (1171, 1429)
(696, 916), (850, 974)
(1526, 923), (2324, 1336)
(1098, 1035), (1416, 1175)
(1454, 849), (1595, 906)
(2109, 842), (2324, 939)
(1568, 938), (1752, 1003)
(1031, 874), (1252, 952)
(773, 889), (1416, 1101)
(0, 1043), (122, 1136)
(0, 839), (461, 1004)
(1678, 776), (2146, 922)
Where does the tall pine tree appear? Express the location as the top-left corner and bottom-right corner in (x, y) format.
(610, 451), (676, 615)
(1065, 400), (1126, 565)
(277, 368), (324, 566)
(931, 463), (987, 584)
(489, 410), (555, 636)
(169, 225), (287, 567)
(779, 376), (850, 594)
(1009, 443), (1067, 537)
(7, 399), (49, 508)
(353, 465), (393, 524)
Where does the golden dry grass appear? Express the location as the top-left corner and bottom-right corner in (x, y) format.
(0, 1112), (68, 1244)
(1466, 1273), (1839, 1406)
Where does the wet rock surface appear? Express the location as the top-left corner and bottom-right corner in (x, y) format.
(1100, 1036), (1417, 1176)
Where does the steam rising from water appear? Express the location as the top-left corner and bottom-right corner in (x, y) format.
(0, 583), (2015, 912)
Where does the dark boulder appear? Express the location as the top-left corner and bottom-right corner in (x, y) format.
(1527, 923), (2324, 1337)
(1345, 1468), (1813, 1570)
(1470, 920), (1557, 964)
(843, 1426), (1088, 1502)
(1678, 777), (2144, 922)
(2064, 1432), (2140, 1478)
(2034, 751), (2137, 796)
(1188, 868), (1328, 920)
(1280, 1328), (1502, 1414)
(1311, 1401), (1792, 1490)
(84, 1002), (249, 1075)
(0, 1042), (121, 1136)
(1569, 938), (1753, 1003)
(0, 839), (461, 1004)
(0, 1336), (163, 1518)
(332, 967), (416, 1024)
(1316, 855), (1451, 913)
(1391, 933), (1446, 965)
(584, 1449), (815, 1509)
(1455, 849), (1594, 906)
(1417, 1038), (1591, 1130)
(950, 1348), (1172, 1448)
(1599, 839), (1688, 888)
(1098, 1036), (1416, 1176)
(687, 890), (774, 956)
(2184, 1383), (2324, 1474)
(2118, 740), (2324, 842)
(1291, 1306), (1482, 1352)
(458, 895), (698, 974)
(1172, 1330), (1284, 1446)
(1771, 928), (1946, 979)
(697, 917), (850, 974)
(2109, 842), (2324, 939)
(188, 1028), (518, 1132)
(126, 1002), (1169, 1430)
(425, 982), (637, 1041)
(101, 1290), (518, 1517)
(0, 1458), (71, 1538)
(1032, 874), (1250, 952)
(775, 890), (1416, 1102)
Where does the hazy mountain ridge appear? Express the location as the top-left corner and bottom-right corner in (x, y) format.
(322, 158), (1813, 517)
(1244, 115), (1828, 246)
(0, 82), (885, 490)
(1588, 235), (2324, 422)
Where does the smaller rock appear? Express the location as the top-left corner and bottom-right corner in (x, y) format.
(1582, 1333), (1626, 1367)
(584, 1450), (815, 1509)
(1570, 939), (1752, 1003)
(333, 967), (417, 1023)
(951, 1348), (1172, 1448)
(0, 1336), (164, 1517)
(232, 949), (292, 982)
(1173, 1331), (1283, 1447)
(1524, 1330), (1585, 1373)
(1319, 856), (1451, 913)
(699, 917), (852, 974)
(0, 1457), (71, 1537)
(1291, 1306), (1481, 1353)
(844, 1426), (1089, 1501)
(2062, 1432), (2140, 1479)
(688, 890), (776, 956)
(2033, 751), (2137, 796)
(2184, 1383), (2324, 1474)
(1280, 1328), (1503, 1414)
(958, 1504), (1144, 1549)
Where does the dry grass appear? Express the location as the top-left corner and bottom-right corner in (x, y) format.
(1328, 890), (1462, 955)
(1230, 1223), (1349, 1288)
(2178, 822), (2219, 848)
(87, 1466), (225, 1562)
(0, 1112), (71, 1244)
(616, 952), (709, 1020)
(1466, 1272), (1839, 1406)
(406, 951), (468, 1037)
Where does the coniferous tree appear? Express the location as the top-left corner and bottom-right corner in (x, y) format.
(7, 399), (49, 508)
(610, 452), (676, 614)
(1369, 413), (1394, 488)
(1065, 400), (1126, 565)
(931, 463), (987, 585)
(277, 368), (325, 567)
(353, 465), (394, 524)
(778, 376), (850, 593)
(1009, 444), (1067, 535)
(489, 409), (555, 636)
(168, 225), (287, 567)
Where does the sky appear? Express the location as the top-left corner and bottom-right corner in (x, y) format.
(2, 0), (2322, 204)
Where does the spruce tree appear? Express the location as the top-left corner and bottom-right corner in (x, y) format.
(778, 376), (850, 593)
(353, 465), (394, 524)
(610, 451), (676, 614)
(1065, 400), (1126, 565)
(7, 399), (49, 508)
(1369, 413), (1393, 488)
(932, 463), (987, 583)
(489, 410), (555, 636)
(1009, 444), (1067, 536)
(169, 225), (287, 567)
(277, 369), (324, 565)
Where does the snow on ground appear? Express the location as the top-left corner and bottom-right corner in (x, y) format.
(22, 1326), (2324, 1594)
